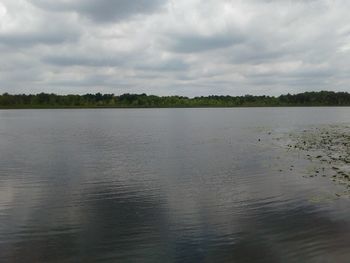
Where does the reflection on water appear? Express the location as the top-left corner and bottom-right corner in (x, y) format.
(0, 108), (350, 262)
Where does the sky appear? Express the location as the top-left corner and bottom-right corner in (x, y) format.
(0, 0), (350, 96)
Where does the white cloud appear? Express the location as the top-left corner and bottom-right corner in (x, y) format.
(0, 0), (349, 96)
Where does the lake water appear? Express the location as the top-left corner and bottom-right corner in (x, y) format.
(0, 108), (350, 263)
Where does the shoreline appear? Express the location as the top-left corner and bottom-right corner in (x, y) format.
(1, 105), (350, 110)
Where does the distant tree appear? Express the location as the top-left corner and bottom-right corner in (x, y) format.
(0, 91), (350, 108)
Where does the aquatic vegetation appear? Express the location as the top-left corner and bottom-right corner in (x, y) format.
(285, 125), (350, 197)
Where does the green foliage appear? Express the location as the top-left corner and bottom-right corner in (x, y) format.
(0, 91), (350, 108)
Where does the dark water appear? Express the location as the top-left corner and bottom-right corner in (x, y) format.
(0, 108), (350, 263)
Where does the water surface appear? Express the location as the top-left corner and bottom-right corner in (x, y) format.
(0, 108), (350, 262)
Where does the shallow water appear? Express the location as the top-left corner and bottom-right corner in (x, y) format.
(0, 108), (350, 263)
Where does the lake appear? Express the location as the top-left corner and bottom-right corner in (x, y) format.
(0, 108), (350, 262)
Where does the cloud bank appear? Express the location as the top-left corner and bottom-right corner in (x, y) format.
(0, 0), (349, 96)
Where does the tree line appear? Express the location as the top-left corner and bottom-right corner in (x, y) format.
(0, 91), (350, 108)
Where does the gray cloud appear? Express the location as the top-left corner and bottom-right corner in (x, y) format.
(0, 30), (79, 48)
(30, 0), (166, 23)
(168, 33), (244, 53)
(43, 55), (125, 67)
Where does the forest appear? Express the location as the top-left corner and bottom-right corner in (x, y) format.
(0, 91), (350, 108)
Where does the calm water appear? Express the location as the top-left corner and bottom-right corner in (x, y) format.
(0, 108), (350, 263)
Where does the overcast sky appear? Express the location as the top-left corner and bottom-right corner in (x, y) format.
(0, 0), (349, 96)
